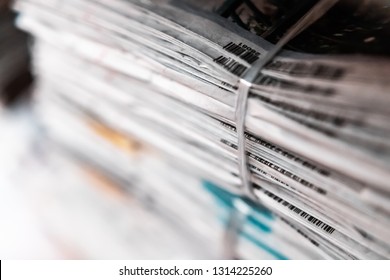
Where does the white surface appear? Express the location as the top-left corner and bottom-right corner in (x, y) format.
(0, 107), (62, 259)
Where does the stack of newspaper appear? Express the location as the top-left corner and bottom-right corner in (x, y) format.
(14, 0), (390, 259)
(0, 106), (220, 259)
(1, 106), (329, 259)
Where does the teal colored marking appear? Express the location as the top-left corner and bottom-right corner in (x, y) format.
(247, 215), (272, 233)
(204, 180), (285, 258)
(241, 231), (289, 260)
(202, 180), (274, 220)
(217, 214), (287, 260)
(218, 212), (271, 234)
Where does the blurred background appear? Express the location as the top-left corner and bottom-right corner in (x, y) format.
(0, 0), (210, 259)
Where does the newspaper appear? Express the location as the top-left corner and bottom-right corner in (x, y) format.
(13, 0), (390, 259)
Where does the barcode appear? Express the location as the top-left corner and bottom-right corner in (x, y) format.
(218, 121), (330, 176)
(249, 152), (326, 195)
(221, 81), (238, 90)
(248, 163), (290, 188)
(277, 110), (337, 137)
(266, 60), (345, 80)
(220, 138), (327, 195)
(280, 217), (320, 247)
(223, 42), (260, 64)
(214, 55), (247, 76)
(262, 188), (335, 234)
(214, 41), (261, 76)
(254, 95), (347, 127)
(255, 74), (335, 96)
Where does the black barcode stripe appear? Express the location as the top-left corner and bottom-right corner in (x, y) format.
(214, 55), (248, 76)
(262, 189), (335, 234)
(222, 42), (260, 64)
(219, 121), (330, 177)
(254, 94), (346, 127)
(280, 217), (320, 247)
(224, 42), (246, 56)
(266, 60), (345, 80)
(220, 138), (327, 195)
(214, 42), (262, 75)
(255, 74), (335, 96)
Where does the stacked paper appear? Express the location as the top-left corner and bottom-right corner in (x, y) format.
(13, 0), (390, 259)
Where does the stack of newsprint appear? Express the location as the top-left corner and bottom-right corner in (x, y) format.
(0, 2), (30, 105)
(13, 0), (390, 259)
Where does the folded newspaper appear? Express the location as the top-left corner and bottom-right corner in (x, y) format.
(13, 0), (390, 259)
